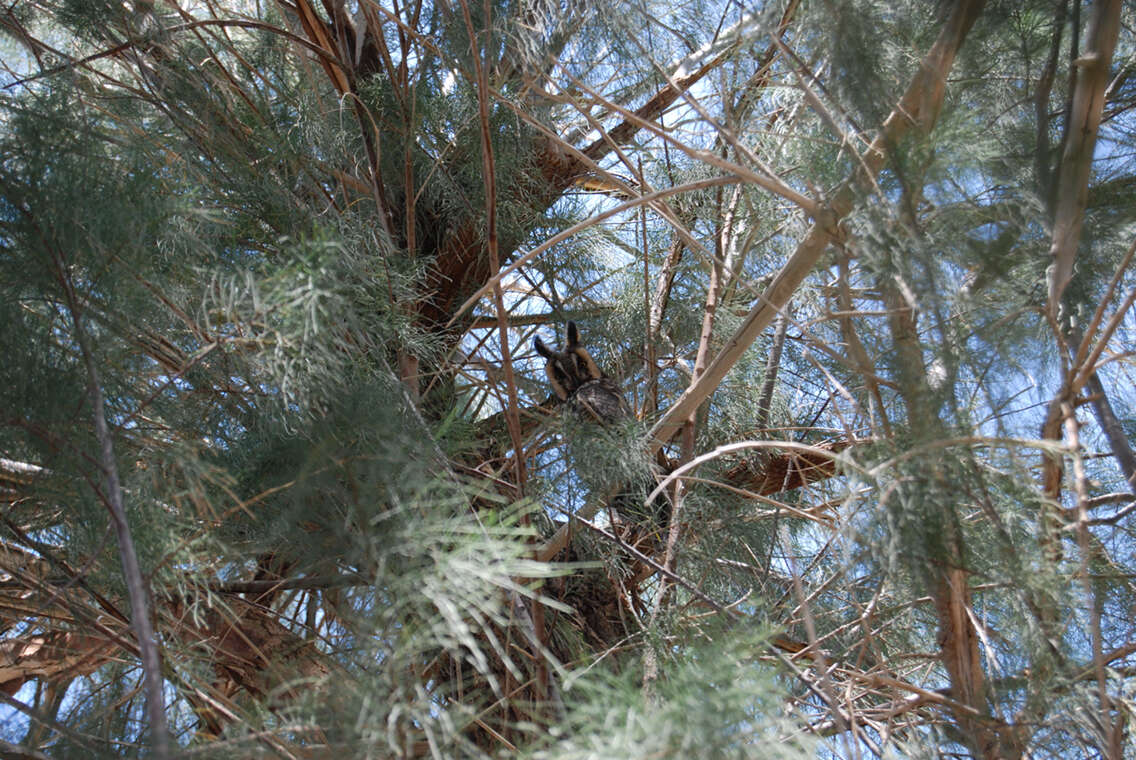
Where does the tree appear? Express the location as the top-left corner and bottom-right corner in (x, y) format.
(1, 0), (1134, 757)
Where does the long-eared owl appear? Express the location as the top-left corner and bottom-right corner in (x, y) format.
(533, 322), (630, 424)
(535, 322), (668, 541)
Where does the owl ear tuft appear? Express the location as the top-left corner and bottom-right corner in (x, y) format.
(566, 321), (580, 347)
(533, 335), (555, 360)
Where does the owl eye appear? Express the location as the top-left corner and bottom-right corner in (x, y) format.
(544, 359), (571, 401)
(569, 346), (602, 383)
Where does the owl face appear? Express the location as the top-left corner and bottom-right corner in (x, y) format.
(533, 321), (601, 401)
(533, 322), (629, 423)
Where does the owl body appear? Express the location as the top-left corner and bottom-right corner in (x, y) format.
(571, 377), (631, 424)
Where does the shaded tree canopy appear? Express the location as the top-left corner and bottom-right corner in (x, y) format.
(1, 0), (1135, 757)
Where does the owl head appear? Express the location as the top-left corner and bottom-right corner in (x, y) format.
(533, 322), (629, 423)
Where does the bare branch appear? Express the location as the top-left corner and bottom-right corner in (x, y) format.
(646, 0), (987, 453)
(1046, 0), (1123, 314)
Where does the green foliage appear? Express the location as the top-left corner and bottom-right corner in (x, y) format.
(2, 0), (1136, 757)
(532, 629), (812, 760)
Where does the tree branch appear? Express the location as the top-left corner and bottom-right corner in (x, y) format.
(1046, 0), (1123, 314)
(645, 0), (988, 453)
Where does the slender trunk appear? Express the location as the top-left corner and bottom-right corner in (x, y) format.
(1034, 0), (1068, 217)
(57, 269), (171, 758)
(1084, 369), (1136, 492)
(755, 308), (790, 432)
